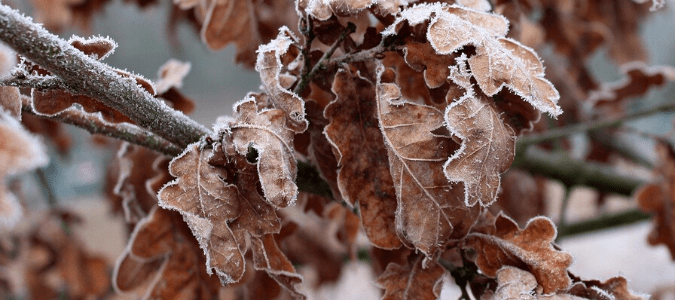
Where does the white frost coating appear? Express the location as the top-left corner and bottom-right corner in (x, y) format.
(455, 0), (491, 12)
(303, 0), (406, 21)
(633, 0), (666, 11)
(66, 34), (118, 61)
(255, 27), (308, 133)
(382, 2), (442, 36)
(155, 59), (192, 94)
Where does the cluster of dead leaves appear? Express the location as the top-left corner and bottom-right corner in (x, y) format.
(2, 0), (670, 298)
(0, 211), (111, 299)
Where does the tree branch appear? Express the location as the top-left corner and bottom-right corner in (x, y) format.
(0, 4), (210, 148)
(517, 101), (675, 148)
(512, 147), (646, 196)
(22, 103), (183, 156)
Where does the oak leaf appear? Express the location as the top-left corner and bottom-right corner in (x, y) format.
(464, 214), (573, 294)
(487, 267), (583, 300)
(256, 28), (308, 133)
(298, 0), (404, 21)
(444, 89), (516, 207)
(376, 253), (445, 300)
(113, 206), (222, 299)
(217, 98), (298, 208)
(384, 3), (562, 117)
(376, 70), (480, 257)
(323, 69), (401, 249)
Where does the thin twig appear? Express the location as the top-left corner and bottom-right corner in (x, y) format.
(294, 22), (356, 95)
(0, 4), (210, 148)
(22, 104), (183, 156)
(35, 168), (58, 208)
(517, 101), (675, 148)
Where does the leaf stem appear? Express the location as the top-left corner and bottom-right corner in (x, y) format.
(0, 4), (210, 148)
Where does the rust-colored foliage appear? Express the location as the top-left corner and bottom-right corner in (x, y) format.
(2, 0), (671, 298)
(635, 141), (675, 260)
(464, 214), (573, 294)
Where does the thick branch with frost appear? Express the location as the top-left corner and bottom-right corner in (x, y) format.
(0, 4), (209, 148)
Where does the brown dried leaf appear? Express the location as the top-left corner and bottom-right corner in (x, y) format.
(324, 69), (401, 249)
(567, 274), (648, 300)
(218, 98), (298, 208)
(491, 169), (547, 226)
(113, 206), (222, 299)
(403, 41), (456, 89)
(195, 0), (298, 66)
(0, 112), (48, 229)
(634, 141), (675, 260)
(158, 143), (247, 283)
(591, 62), (675, 114)
(112, 143), (171, 223)
(464, 214), (573, 294)
(0, 86), (20, 119)
(444, 89), (516, 207)
(154, 59), (195, 114)
(487, 267), (582, 300)
(384, 3), (562, 117)
(376, 71), (480, 257)
(298, 0), (404, 21)
(376, 253), (445, 300)
(157, 141), (303, 295)
(256, 29), (308, 133)
(68, 35), (117, 60)
(250, 234), (304, 299)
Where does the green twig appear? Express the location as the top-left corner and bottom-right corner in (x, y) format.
(558, 209), (651, 238)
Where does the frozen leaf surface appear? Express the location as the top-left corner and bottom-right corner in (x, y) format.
(376, 254), (445, 300)
(256, 28), (308, 133)
(299, 0), (405, 20)
(377, 71), (480, 257)
(218, 98), (298, 208)
(0, 86), (20, 119)
(444, 90), (516, 207)
(323, 69), (401, 249)
(465, 214), (573, 294)
(383, 3), (562, 117)
(113, 206), (222, 299)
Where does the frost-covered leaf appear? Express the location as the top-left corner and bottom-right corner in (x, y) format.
(298, 0), (405, 21)
(112, 143), (171, 223)
(464, 214), (573, 294)
(157, 142), (302, 295)
(256, 28), (308, 133)
(0, 111), (48, 229)
(487, 267), (583, 300)
(444, 89), (516, 207)
(567, 274), (648, 300)
(113, 206), (222, 299)
(634, 141), (675, 260)
(68, 35), (117, 60)
(384, 3), (562, 117)
(157, 143), (246, 283)
(376, 254), (445, 300)
(250, 234), (304, 299)
(217, 98), (298, 208)
(324, 69), (401, 249)
(376, 69), (480, 257)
